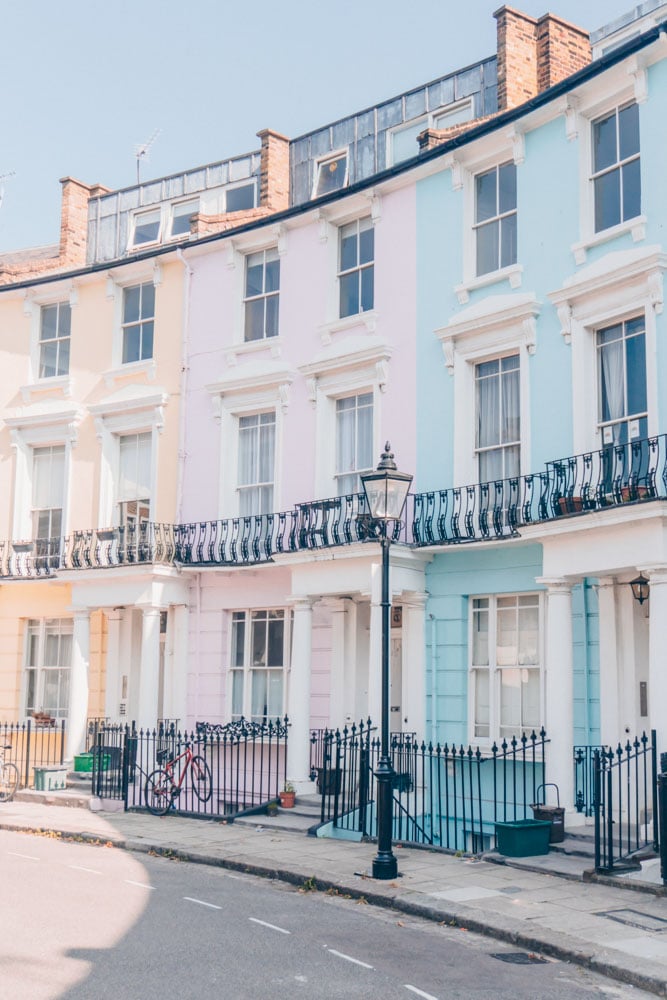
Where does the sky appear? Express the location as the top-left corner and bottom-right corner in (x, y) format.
(0, 0), (647, 252)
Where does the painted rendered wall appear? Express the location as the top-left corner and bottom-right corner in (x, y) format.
(425, 543), (544, 746)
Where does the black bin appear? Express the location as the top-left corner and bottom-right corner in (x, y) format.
(531, 783), (565, 844)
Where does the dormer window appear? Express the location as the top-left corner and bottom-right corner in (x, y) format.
(132, 209), (161, 247)
(226, 184), (256, 213)
(314, 152), (348, 198)
(170, 200), (198, 238)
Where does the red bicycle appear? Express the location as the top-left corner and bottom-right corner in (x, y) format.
(144, 741), (212, 816)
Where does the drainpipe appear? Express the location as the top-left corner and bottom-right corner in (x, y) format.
(429, 613), (438, 745)
(175, 248), (193, 525)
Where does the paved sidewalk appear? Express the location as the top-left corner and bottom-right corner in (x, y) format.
(2, 799), (667, 997)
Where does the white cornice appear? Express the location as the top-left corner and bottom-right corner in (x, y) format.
(549, 246), (667, 316)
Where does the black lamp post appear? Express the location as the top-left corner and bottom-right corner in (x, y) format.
(361, 442), (413, 880)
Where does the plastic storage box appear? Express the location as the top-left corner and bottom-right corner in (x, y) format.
(494, 818), (551, 857)
(33, 766), (67, 791)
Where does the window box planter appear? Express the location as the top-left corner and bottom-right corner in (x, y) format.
(96, 529), (118, 542)
(12, 541), (34, 553)
(620, 485), (653, 502)
(494, 818), (551, 857)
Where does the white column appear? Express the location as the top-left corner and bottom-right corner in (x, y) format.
(104, 610), (123, 721)
(597, 578), (620, 746)
(647, 567), (667, 754)
(169, 604), (189, 727)
(402, 592), (428, 738)
(539, 578), (575, 813)
(286, 598), (314, 789)
(137, 608), (161, 729)
(322, 598), (349, 729)
(65, 610), (91, 759)
(367, 560), (383, 727)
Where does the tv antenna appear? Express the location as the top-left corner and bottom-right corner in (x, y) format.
(134, 129), (161, 184)
(0, 171), (16, 212)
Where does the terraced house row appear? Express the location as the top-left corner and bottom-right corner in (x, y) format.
(1, 2), (667, 823)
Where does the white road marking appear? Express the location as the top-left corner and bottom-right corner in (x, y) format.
(327, 949), (373, 969)
(405, 986), (439, 1000)
(249, 917), (291, 934)
(8, 852), (39, 861)
(184, 896), (221, 910)
(125, 880), (155, 890)
(68, 865), (101, 874)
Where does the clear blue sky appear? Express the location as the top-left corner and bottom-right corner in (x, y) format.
(0, 0), (642, 252)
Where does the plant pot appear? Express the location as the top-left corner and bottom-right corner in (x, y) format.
(556, 496), (583, 515)
(279, 790), (296, 808)
(621, 486), (652, 502)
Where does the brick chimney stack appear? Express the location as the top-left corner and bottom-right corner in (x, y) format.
(59, 177), (109, 267)
(494, 6), (591, 111)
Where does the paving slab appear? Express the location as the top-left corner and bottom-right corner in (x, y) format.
(1, 798), (666, 997)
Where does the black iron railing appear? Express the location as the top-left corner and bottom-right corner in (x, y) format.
(1, 435), (665, 578)
(89, 717), (288, 819)
(0, 718), (66, 787)
(594, 730), (658, 874)
(315, 721), (548, 854)
(574, 744), (607, 817)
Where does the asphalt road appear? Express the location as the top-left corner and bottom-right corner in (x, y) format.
(0, 829), (651, 999)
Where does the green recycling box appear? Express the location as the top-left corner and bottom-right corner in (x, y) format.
(33, 766), (67, 792)
(494, 818), (551, 857)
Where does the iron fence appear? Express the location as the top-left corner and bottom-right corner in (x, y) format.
(594, 730), (658, 874)
(3, 434), (663, 579)
(0, 719), (66, 787)
(89, 717), (289, 819)
(315, 721), (548, 854)
(573, 744), (607, 817)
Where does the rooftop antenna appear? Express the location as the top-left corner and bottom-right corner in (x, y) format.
(0, 171), (16, 213)
(134, 129), (161, 185)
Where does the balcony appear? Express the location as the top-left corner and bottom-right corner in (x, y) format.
(0, 436), (664, 579)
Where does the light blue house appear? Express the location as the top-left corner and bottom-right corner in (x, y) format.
(414, 1), (667, 817)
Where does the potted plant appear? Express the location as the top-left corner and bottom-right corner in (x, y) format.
(279, 782), (296, 808)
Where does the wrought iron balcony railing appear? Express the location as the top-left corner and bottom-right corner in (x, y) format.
(1, 435), (665, 578)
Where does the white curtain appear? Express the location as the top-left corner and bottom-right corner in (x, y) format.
(601, 338), (625, 443)
(33, 446), (65, 509)
(119, 433), (151, 501)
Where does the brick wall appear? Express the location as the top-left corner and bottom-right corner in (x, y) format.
(0, 176), (108, 285)
(258, 128), (289, 211)
(495, 5), (590, 111)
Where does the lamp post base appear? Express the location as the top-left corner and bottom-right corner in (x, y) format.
(372, 851), (398, 880)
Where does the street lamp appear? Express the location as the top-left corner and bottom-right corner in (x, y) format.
(361, 442), (413, 880)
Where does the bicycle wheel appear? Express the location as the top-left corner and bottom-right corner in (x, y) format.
(0, 762), (20, 802)
(190, 756), (212, 803)
(144, 768), (173, 816)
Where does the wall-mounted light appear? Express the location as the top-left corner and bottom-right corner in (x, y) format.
(629, 573), (650, 605)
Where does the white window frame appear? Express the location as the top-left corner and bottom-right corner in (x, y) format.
(107, 266), (160, 377)
(298, 345), (389, 498)
(38, 301), (71, 380)
(451, 129), (524, 303)
(569, 66), (648, 264)
(23, 618), (73, 722)
(169, 199), (199, 239)
(89, 391), (166, 529)
(474, 353), (521, 484)
(121, 281), (155, 366)
(468, 593), (543, 745)
(207, 370), (291, 518)
(590, 102), (641, 237)
(334, 391), (374, 496)
(130, 209), (162, 248)
(548, 245), (664, 455)
(386, 99), (474, 167)
(473, 160), (518, 279)
(229, 608), (291, 723)
(243, 246), (280, 342)
(23, 284), (76, 399)
(237, 410), (276, 516)
(435, 294), (538, 487)
(224, 180), (257, 213)
(313, 149), (349, 199)
(338, 216), (374, 320)
(6, 412), (79, 544)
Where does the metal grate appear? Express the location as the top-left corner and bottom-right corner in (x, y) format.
(491, 952), (548, 965)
